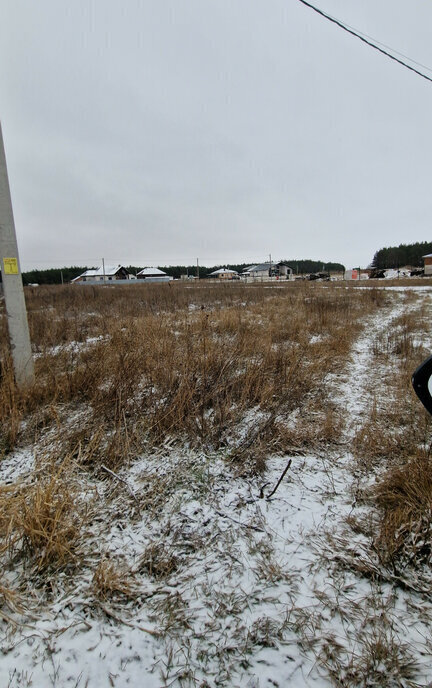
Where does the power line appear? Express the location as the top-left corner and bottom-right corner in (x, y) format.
(296, 0), (432, 84)
(326, 19), (432, 74)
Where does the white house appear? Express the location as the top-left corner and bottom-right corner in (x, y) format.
(136, 267), (173, 281)
(242, 262), (292, 280)
(72, 265), (132, 283)
(208, 268), (239, 280)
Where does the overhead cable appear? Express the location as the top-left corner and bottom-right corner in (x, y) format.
(297, 0), (432, 84)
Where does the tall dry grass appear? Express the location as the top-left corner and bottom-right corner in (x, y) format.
(0, 461), (85, 572)
(375, 456), (432, 569)
(0, 282), (386, 471)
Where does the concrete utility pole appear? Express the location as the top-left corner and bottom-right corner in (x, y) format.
(0, 122), (34, 387)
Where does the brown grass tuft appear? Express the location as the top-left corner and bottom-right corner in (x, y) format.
(93, 558), (135, 600)
(374, 455), (432, 569)
(137, 542), (179, 580)
(0, 463), (85, 572)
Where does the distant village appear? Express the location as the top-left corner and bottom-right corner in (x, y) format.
(71, 255), (432, 285)
(72, 261), (294, 284)
(12, 242), (432, 286)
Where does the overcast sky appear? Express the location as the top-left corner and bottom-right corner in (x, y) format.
(1, 0), (432, 270)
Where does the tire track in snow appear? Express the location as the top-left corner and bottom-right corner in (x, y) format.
(332, 289), (425, 439)
(246, 288), (432, 686)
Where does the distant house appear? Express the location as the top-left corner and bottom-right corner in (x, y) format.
(423, 254), (432, 276)
(136, 267), (173, 281)
(208, 268), (239, 280)
(242, 263), (269, 279)
(242, 262), (292, 280)
(242, 265), (258, 276)
(72, 265), (132, 283)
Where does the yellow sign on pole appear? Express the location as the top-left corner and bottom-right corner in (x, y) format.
(3, 257), (19, 275)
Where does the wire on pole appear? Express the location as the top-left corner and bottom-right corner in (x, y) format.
(297, 0), (432, 85)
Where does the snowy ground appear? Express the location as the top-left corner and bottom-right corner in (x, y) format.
(1, 288), (432, 687)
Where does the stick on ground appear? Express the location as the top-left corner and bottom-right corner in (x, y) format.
(266, 459), (292, 500)
(100, 464), (138, 502)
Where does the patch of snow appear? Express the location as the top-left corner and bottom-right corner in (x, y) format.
(0, 448), (34, 483)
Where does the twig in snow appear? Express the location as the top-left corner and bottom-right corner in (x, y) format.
(258, 482), (270, 499)
(99, 603), (159, 636)
(100, 464), (138, 503)
(266, 459), (292, 500)
(214, 510), (265, 532)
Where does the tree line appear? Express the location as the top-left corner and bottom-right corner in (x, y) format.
(13, 243), (432, 284)
(19, 259), (345, 285)
(155, 260), (344, 280)
(371, 242), (432, 270)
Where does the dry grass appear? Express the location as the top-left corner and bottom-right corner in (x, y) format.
(0, 354), (22, 455)
(93, 558), (136, 600)
(137, 542), (179, 580)
(0, 281), (386, 472)
(319, 622), (418, 687)
(0, 462), (86, 572)
(1, 285), (422, 582)
(374, 456), (432, 569)
(0, 581), (22, 614)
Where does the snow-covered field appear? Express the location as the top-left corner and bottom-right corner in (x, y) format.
(1, 286), (432, 687)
